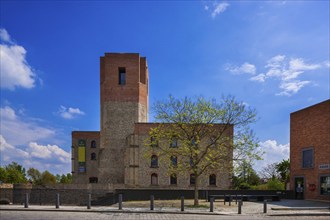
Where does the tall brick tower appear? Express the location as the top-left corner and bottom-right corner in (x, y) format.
(98, 53), (149, 183)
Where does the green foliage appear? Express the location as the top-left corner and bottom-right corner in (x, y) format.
(0, 162), (28, 183)
(276, 159), (290, 184)
(27, 168), (42, 185)
(57, 173), (72, 184)
(40, 171), (56, 184)
(266, 178), (285, 190)
(145, 95), (260, 205)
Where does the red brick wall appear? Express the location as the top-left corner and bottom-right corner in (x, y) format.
(290, 99), (330, 200)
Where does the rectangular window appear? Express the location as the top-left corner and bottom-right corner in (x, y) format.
(118, 67), (126, 85)
(320, 176), (330, 195)
(302, 148), (313, 168)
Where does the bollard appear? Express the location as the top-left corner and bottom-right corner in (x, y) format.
(87, 193), (91, 209)
(24, 193), (29, 208)
(210, 197), (214, 212)
(118, 194), (123, 210)
(229, 195), (232, 206)
(263, 200), (267, 213)
(55, 193), (60, 209)
(223, 194), (226, 205)
(238, 200), (242, 214)
(181, 196), (184, 212)
(150, 195), (154, 211)
(235, 195), (238, 205)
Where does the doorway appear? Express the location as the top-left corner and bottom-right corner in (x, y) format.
(294, 177), (305, 199)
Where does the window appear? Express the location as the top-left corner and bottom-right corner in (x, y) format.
(91, 153), (97, 160)
(302, 148), (313, 168)
(91, 140), (96, 148)
(151, 155), (158, 168)
(190, 157), (194, 168)
(170, 174), (177, 185)
(150, 136), (158, 148)
(320, 176), (330, 195)
(209, 174), (216, 186)
(170, 137), (178, 148)
(151, 173), (158, 185)
(170, 156), (177, 167)
(190, 174), (196, 185)
(118, 67), (126, 85)
(89, 177), (98, 183)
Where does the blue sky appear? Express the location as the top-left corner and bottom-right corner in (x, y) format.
(0, 1), (329, 175)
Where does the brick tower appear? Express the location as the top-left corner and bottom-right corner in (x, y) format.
(98, 53), (149, 183)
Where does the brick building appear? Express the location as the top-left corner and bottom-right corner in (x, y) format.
(290, 99), (330, 200)
(71, 53), (232, 189)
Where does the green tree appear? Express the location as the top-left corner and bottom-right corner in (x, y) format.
(145, 95), (261, 206)
(27, 168), (42, 185)
(276, 159), (290, 187)
(57, 173), (72, 184)
(2, 162), (28, 183)
(233, 160), (260, 189)
(40, 171), (56, 184)
(0, 167), (8, 183)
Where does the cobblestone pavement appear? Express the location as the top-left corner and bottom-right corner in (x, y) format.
(1, 211), (330, 220)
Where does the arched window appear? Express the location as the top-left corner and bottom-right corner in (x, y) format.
(190, 174), (196, 185)
(170, 137), (178, 148)
(150, 136), (158, 147)
(209, 174), (216, 186)
(151, 155), (158, 168)
(91, 140), (96, 148)
(170, 174), (177, 185)
(170, 156), (177, 167)
(91, 153), (97, 160)
(151, 173), (158, 185)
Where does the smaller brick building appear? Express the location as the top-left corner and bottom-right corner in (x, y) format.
(290, 99), (330, 200)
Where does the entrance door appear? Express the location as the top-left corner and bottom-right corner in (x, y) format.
(294, 177), (305, 199)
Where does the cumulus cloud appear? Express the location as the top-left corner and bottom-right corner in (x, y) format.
(226, 62), (256, 75)
(0, 106), (55, 146)
(228, 55), (324, 96)
(0, 28), (37, 90)
(57, 105), (85, 119)
(0, 135), (70, 174)
(254, 139), (289, 171)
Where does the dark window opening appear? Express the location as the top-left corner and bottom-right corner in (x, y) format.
(320, 176), (330, 195)
(151, 173), (158, 185)
(119, 67), (126, 85)
(170, 156), (177, 167)
(91, 153), (97, 160)
(89, 177), (98, 183)
(170, 137), (178, 148)
(209, 174), (216, 186)
(170, 174), (177, 185)
(190, 174), (196, 185)
(302, 148), (313, 168)
(151, 136), (158, 147)
(151, 155), (158, 168)
(91, 140), (96, 148)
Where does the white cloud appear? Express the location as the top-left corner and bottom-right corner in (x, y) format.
(226, 62), (256, 75)
(0, 28), (12, 43)
(0, 28), (37, 90)
(0, 135), (70, 174)
(254, 139), (289, 171)
(57, 105), (85, 119)
(228, 54), (324, 96)
(204, 5), (209, 11)
(277, 80), (310, 96)
(211, 2), (229, 18)
(0, 106), (55, 146)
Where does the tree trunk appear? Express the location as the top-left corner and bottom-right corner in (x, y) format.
(194, 175), (199, 206)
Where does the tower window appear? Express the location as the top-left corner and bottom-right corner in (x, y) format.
(170, 174), (177, 185)
(151, 173), (158, 185)
(91, 153), (97, 160)
(91, 140), (96, 148)
(118, 67), (126, 85)
(190, 174), (196, 185)
(151, 155), (158, 168)
(209, 174), (216, 186)
(170, 156), (177, 167)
